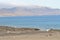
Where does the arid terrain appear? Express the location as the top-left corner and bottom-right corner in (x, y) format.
(0, 26), (60, 40)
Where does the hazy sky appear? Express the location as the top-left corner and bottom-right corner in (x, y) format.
(0, 0), (60, 8)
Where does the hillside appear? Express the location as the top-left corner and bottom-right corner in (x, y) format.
(0, 6), (60, 16)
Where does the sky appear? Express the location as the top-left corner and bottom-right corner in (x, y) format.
(0, 0), (60, 9)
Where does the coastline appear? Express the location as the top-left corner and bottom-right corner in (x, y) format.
(0, 26), (60, 40)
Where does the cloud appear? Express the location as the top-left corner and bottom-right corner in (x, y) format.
(0, 0), (60, 9)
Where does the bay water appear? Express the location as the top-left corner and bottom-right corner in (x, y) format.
(0, 15), (60, 30)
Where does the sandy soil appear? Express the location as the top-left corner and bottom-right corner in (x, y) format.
(0, 32), (60, 40)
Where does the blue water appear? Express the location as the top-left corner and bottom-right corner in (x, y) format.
(0, 15), (60, 29)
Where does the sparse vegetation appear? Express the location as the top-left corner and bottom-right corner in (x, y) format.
(0, 26), (40, 32)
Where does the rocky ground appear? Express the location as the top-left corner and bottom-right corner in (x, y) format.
(0, 26), (60, 40)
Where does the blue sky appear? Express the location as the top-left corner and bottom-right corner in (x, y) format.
(0, 0), (60, 9)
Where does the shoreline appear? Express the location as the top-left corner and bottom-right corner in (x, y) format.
(0, 26), (60, 40)
(0, 26), (60, 36)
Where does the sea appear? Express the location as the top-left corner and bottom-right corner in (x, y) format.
(0, 15), (60, 30)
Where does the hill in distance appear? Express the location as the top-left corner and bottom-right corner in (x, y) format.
(0, 6), (60, 16)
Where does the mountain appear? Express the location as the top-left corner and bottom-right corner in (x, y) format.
(0, 6), (60, 16)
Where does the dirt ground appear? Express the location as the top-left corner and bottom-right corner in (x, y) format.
(0, 32), (60, 40)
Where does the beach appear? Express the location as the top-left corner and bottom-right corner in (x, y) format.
(0, 31), (60, 40)
(0, 26), (60, 40)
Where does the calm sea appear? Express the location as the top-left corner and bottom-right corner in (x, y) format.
(0, 15), (60, 29)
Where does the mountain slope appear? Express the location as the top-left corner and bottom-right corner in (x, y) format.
(0, 6), (60, 16)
